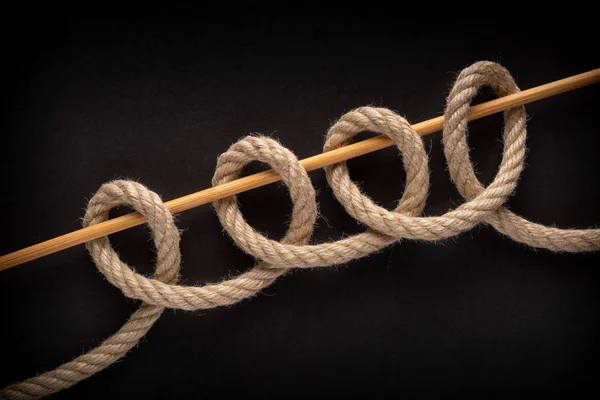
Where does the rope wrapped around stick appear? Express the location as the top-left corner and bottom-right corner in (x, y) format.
(3, 61), (599, 400)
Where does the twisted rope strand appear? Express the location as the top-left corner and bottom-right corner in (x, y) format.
(3, 61), (599, 399)
(1, 182), (183, 400)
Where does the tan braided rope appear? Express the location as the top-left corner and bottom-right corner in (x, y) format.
(2, 61), (599, 399)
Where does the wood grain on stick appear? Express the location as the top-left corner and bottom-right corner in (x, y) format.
(1, 68), (599, 271)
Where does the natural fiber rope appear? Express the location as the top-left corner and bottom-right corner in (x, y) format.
(3, 61), (599, 399)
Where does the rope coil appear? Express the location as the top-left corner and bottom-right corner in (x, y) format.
(3, 61), (599, 399)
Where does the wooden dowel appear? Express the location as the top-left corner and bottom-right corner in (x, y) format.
(2, 68), (599, 271)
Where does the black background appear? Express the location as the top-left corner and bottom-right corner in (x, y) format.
(1, 16), (599, 398)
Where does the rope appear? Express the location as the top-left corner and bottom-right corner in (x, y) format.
(3, 61), (599, 399)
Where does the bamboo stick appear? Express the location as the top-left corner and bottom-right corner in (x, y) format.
(1, 68), (599, 271)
